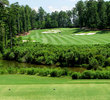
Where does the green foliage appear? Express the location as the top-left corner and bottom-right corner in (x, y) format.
(72, 72), (81, 79)
(0, 64), (110, 79)
(0, 0), (9, 5)
(50, 68), (63, 77)
(0, 67), (70, 77)
(38, 68), (50, 76)
(105, 57), (110, 66)
(89, 58), (99, 70)
(72, 70), (110, 79)
(81, 70), (95, 79)
(9, 52), (15, 60)
(0, 52), (2, 59)
(3, 43), (110, 69)
(81, 64), (89, 69)
(75, 0), (110, 29)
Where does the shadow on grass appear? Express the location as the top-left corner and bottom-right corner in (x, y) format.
(72, 28), (93, 34)
(72, 28), (110, 34)
(96, 30), (110, 34)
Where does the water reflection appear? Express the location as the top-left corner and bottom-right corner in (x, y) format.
(0, 60), (86, 72)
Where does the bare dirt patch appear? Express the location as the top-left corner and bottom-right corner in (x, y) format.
(16, 32), (30, 37)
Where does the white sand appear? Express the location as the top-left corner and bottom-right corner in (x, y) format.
(75, 33), (96, 35)
(42, 30), (61, 34)
(33, 40), (36, 42)
(23, 40), (36, 42)
(23, 40), (28, 42)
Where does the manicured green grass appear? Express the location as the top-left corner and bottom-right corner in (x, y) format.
(0, 75), (110, 100)
(22, 28), (110, 45)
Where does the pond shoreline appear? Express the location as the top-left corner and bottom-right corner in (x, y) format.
(0, 60), (86, 72)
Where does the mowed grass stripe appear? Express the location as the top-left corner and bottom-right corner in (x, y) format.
(97, 35), (110, 43)
(50, 34), (67, 45)
(22, 28), (110, 45)
(89, 34), (110, 43)
(71, 35), (107, 44)
(78, 36), (98, 44)
(48, 34), (63, 45)
(76, 36), (100, 44)
(41, 34), (51, 44)
(65, 35), (87, 44)
(41, 34), (49, 44)
(67, 35), (90, 44)
(42, 34), (60, 44)
(57, 35), (72, 45)
(88, 35), (108, 44)
(37, 31), (43, 42)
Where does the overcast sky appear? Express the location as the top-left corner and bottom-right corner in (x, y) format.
(8, 0), (109, 13)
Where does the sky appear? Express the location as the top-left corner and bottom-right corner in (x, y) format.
(8, 0), (109, 13)
(8, 0), (78, 12)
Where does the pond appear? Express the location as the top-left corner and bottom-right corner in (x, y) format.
(0, 60), (86, 72)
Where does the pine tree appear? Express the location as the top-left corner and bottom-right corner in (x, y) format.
(86, 0), (99, 29)
(98, 0), (107, 29)
(76, 0), (85, 28)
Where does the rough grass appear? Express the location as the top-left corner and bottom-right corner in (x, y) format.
(0, 75), (110, 100)
(22, 28), (110, 45)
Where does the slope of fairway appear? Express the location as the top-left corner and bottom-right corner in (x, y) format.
(22, 28), (110, 45)
(0, 75), (110, 100)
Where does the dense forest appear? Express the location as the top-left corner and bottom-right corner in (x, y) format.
(1, 0), (110, 51)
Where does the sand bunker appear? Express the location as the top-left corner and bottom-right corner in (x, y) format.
(23, 40), (27, 42)
(42, 30), (61, 34)
(23, 40), (36, 42)
(75, 33), (96, 35)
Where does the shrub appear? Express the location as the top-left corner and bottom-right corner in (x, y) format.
(95, 55), (105, 66)
(35, 56), (44, 64)
(95, 71), (110, 79)
(89, 58), (99, 70)
(72, 72), (81, 79)
(105, 57), (110, 66)
(106, 66), (110, 71)
(0, 52), (3, 59)
(81, 70), (95, 79)
(9, 52), (15, 60)
(26, 68), (37, 75)
(19, 68), (27, 74)
(38, 68), (50, 76)
(7, 67), (18, 74)
(0, 69), (8, 74)
(18, 57), (26, 63)
(50, 68), (64, 77)
(71, 70), (110, 79)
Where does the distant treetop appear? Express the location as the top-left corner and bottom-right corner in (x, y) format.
(0, 0), (9, 5)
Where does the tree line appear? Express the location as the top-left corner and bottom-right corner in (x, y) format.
(0, 0), (110, 51)
(76, 0), (110, 29)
